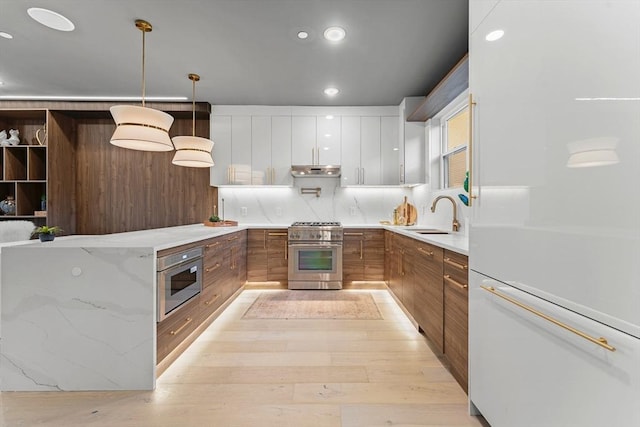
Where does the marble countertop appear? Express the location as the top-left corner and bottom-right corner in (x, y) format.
(17, 222), (468, 255)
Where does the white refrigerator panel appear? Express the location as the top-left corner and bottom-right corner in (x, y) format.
(469, 271), (640, 427)
(469, 0), (640, 337)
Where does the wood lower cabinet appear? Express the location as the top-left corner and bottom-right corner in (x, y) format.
(246, 229), (288, 283)
(384, 231), (467, 392)
(156, 294), (200, 363)
(343, 228), (384, 284)
(443, 250), (468, 392)
(157, 230), (247, 365)
(412, 240), (444, 353)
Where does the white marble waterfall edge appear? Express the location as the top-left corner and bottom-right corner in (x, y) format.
(1, 246), (155, 391)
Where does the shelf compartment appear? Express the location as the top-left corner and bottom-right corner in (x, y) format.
(16, 182), (46, 216)
(4, 147), (28, 180)
(28, 146), (47, 180)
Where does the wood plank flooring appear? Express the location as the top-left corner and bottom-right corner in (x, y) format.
(0, 288), (488, 426)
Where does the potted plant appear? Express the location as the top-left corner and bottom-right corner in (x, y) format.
(32, 225), (62, 242)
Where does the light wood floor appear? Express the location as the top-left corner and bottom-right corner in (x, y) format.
(0, 288), (488, 426)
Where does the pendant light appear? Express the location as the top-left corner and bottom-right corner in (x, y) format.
(110, 19), (174, 151)
(171, 73), (214, 167)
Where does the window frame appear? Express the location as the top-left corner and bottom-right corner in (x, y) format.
(439, 98), (469, 190)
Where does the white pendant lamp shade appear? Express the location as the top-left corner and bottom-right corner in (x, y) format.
(171, 73), (215, 168)
(172, 136), (214, 167)
(110, 105), (174, 151)
(110, 19), (174, 151)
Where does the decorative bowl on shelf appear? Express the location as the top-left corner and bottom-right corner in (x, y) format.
(0, 196), (16, 215)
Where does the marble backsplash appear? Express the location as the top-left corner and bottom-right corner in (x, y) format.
(217, 179), (470, 232)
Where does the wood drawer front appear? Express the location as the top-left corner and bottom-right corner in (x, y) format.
(444, 250), (468, 285)
(203, 236), (227, 262)
(364, 229), (384, 280)
(266, 231), (288, 281)
(157, 295), (201, 362)
(199, 283), (224, 318)
(247, 229), (268, 281)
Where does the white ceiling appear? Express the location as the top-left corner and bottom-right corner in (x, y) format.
(0, 0), (469, 106)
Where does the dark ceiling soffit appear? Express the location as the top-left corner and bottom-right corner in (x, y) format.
(0, 101), (211, 115)
(407, 53), (469, 122)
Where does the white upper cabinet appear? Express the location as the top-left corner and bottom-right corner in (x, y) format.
(380, 116), (401, 185)
(340, 116), (361, 186)
(292, 116), (341, 165)
(271, 116), (292, 186)
(210, 115), (232, 186)
(250, 116), (271, 185)
(399, 97), (426, 185)
(291, 116), (316, 165)
(341, 116), (383, 186)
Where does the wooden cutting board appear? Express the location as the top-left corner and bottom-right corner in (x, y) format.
(396, 196), (417, 226)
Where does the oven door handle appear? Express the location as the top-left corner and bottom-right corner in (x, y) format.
(288, 243), (343, 249)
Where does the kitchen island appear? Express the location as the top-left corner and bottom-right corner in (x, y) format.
(0, 222), (468, 392)
(0, 224), (247, 391)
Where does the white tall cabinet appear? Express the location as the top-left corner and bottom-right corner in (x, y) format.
(341, 116), (385, 186)
(468, 1), (640, 426)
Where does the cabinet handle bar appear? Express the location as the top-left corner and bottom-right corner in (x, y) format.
(444, 274), (467, 289)
(444, 257), (468, 270)
(417, 247), (434, 257)
(169, 317), (193, 335)
(344, 232), (364, 236)
(480, 285), (615, 352)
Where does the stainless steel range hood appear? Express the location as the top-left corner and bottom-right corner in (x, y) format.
(290, 165), (341, 177)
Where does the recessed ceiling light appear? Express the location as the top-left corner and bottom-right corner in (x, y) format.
(27, 8), (75, 32)
(326, 115), (334, 120)
(297, 31), (309, 39)
(485, 29), (504, 41)
(324, 87), (339, 96)
(0, 32), (13, 39)
(0, 81), (4, 86)
(324, 26), (346, 42)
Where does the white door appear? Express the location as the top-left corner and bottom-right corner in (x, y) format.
(469, 0), (640, 336)
(381, 116), (400, 185)
(230, 116), (252, 184)
(251, 116), (271, 185)
(340, 116), (361, 186)
(316, 115), (341, 165)
(210, 115), (231, 185)
(360, 116), (381, 185)
(271, 116), (292, 185)
(291, 116), (316, 165)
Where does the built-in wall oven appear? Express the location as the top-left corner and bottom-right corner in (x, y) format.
(157, 247), (203, 321)
(288, 222), (343, 290)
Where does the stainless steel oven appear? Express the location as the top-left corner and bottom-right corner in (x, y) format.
(288, 222), (343, 289)
(157, 247), (203, 321)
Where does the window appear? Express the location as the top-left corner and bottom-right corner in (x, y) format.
(441, 105), (468, 188)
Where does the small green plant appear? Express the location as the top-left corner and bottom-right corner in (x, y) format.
(209, 215), (221, 222)
(31, 225), (62, 238)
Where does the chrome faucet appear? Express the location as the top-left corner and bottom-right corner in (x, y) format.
(430, 195), (460, 232)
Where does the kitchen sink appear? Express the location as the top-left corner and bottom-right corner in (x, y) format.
(411, 229), (450, 235)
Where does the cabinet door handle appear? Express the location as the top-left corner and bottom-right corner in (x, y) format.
(444, 257), (468, 270)
(468, 93), (477, 206)
(205, 263), (221, 273)
(271, 168), (276, 185)
(344, 232), (364, 236)
(263, 230), (267, 249)
(400, 164), (404, 183)
(204, 295), (220, 306)
(355, 167), (360, 184)
(205, 241), (221, 249)
(169, 317), (193, 335)
(417, 247), (434, 257)
(481, 285), (615, 352)
(284, 241), (288, 260)
(312, 147), (315, 165)
(268, 232), (288, 236)
(227, 235), (238, 241)
(360, 240), (363, 260)
(444, 274), (467, 290)
(361, 168), (365, 184)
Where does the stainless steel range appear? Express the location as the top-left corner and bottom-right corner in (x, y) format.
(288, 221), (343, 290)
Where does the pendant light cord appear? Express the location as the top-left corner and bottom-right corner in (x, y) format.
(141, 28), (146, 107)
(192, 78), (196, 136)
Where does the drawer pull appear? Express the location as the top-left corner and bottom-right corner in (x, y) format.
(204, 295), (220, 306)
(481, 286), (615, 352)
(205, 241), (221, 249)
(205, 263), (221, 273)
(444, 257), (468, 270)
(227, 235), (239, 241)
(169, 317), (193, 336)
(417, 247), (434, 257)
(444, 274), (467, 290)
(268, 232), (288, 236)
(344, 232), (364, 236)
